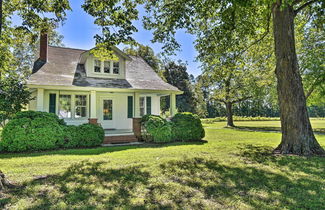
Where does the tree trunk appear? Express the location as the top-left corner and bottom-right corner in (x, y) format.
(225, 102), (235, 127)
(272, 3), (324, 155)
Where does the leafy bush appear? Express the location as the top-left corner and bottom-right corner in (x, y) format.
(171, 112), (205, 141)
(141, 115), (173, 143)
(74, 124), (104, 147)
(14, 110), (66, 125)
(0, 116), (65, 152)
(0, 111), (104, 152)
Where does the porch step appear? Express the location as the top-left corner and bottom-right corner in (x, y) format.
(103, 134), (138, 144)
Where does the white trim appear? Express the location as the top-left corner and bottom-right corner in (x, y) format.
(28, 84), (183, 94)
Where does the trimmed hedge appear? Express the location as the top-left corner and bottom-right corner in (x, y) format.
(62, 124), (104, 148)
(0, 111), (104, 152)
(141, 115), (173, 143)
(171, 112), (205, 141)
(141, 112), (205, 143)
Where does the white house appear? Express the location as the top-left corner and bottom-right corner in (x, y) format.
(26, 33), (182, 143)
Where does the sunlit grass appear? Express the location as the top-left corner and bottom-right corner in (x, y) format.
(0, 121), (324, 209)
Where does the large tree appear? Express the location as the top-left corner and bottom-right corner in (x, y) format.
(86, 0), (324, 155)
(163, 61), (197, 113)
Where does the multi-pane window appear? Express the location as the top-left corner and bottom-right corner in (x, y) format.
(140, 97), (145, 117)
(103, 99), (113, 120)
(93, 60), (120, 75)
(59, 95), (71, 118)
(94, 60), (101, 72)
(113, 62), (119, 74)
(75, 95), (87, 118)
(104, 61), (110, 73)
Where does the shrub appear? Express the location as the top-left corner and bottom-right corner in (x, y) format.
(141, 115), (173, 143)
(171, 112), (205, 141)
(75, 124), (104, 147)
(14, 110), (66, 125)
(0, 116), (65, 152)
(0, 111), (104, 152)
(61, 124), (104, 148)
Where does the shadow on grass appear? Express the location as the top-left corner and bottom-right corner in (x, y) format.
(0, 140), (207, 159)
(1, 148), (324, 209)
(229, 126), (325, 135)
(237, 144), (325, 176)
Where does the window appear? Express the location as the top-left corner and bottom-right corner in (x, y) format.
(103, 99), (113, 120)
(139, 96), (151, 117)
(59, 95), (71, 118)
(75, 95), (87, 118)
(94, 60), (101, 72)
(104, 61), (110, 73)
(140, 97), (145, 117)
(113, 62), (119, 74)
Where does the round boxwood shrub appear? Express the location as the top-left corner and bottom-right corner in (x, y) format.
(0, 114), (65, 152)
(141, 115), (173, 143)
(74, 124), (104, 147)
(171, 112), (205, 141)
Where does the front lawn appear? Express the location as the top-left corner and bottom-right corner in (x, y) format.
(0, 120), (324, 209)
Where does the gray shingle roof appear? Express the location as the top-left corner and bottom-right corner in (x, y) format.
(27, 46), (180, 92)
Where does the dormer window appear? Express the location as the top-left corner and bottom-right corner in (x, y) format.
(113, 62), (119, 74)
(93, 59), (120, 75)
(104, 61), (110, 73)
(94, 60), (101, 73)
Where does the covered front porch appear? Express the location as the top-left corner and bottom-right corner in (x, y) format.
(30, 87), (178, 143)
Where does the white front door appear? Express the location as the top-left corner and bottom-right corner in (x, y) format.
(100, 98), (114, 129)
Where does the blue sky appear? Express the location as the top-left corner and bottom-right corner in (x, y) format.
(56, 1), (201, 76)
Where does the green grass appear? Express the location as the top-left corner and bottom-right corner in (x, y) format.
(203, 119), (325, 134)
(0, 120), (324, 209)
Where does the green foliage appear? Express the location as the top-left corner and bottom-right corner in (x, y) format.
(0, 111), (104, 152)
(14, 110), (66, 126)
(171, 112), (205, 141)
(163, 61), (197, 113)
(74, 124), (105, 147)
(141, 115), (173, 143)
(0, 76), (33, 127)
(0, 116), (65, 152)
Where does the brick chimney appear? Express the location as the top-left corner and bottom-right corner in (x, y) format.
(39, 32), (48, 62)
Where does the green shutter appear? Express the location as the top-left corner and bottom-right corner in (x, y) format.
(146, 96), (151, 115)
(49, 94), (56, 113)
(127, 96), (133, 118)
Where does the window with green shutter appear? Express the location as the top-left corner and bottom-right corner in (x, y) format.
(146, 96), (151, 115)
(49, 94), (56, 113)
(127, 96), (133, 118)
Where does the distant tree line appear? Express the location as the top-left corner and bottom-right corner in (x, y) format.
(125, 44), (325, 119)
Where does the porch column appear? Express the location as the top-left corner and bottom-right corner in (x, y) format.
(134, 92), (140, 118)
(133, 92), (141, 139)
(36, 88), (44, 111)
(170, 93), (177, 117)
(89, 90), (98, 124)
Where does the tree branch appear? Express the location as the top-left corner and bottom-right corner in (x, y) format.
(231, 96), (253, 104)
(294, 0), (318, 16)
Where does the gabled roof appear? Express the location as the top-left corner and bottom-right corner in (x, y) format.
(27, 46), (180, 92)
